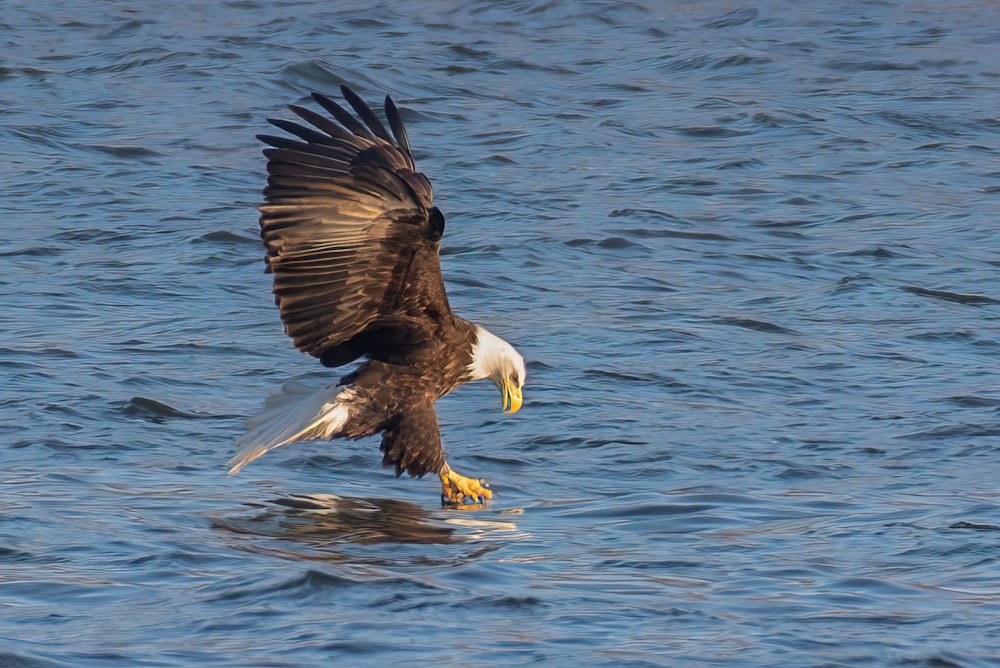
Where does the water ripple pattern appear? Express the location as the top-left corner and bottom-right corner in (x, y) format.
(2, 1), (999, 666)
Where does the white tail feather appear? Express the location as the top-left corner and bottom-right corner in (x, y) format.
(227, 381), (353, 475)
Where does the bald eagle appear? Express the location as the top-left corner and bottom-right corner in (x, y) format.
(227, 86), (526, 506)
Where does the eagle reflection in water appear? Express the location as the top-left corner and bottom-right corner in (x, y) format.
(214, 493), (519, 551)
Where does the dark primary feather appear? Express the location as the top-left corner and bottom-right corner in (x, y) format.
(266, 118), (333, 146)
(340, 85), (394, 144)
(310, 91), (375, 140)
(258, 87), (452, 366)
(383, 95), (412, 158)
(288, 104), (356, 143)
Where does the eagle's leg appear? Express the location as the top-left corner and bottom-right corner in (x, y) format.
(439, 462), (492, 507)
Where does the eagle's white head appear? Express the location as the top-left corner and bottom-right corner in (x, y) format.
(467, 325), (526, 413)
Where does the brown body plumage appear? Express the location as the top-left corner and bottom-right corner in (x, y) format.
(228, 87), (525, 505)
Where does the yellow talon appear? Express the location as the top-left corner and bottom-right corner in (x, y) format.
(440, 465), (493, 507)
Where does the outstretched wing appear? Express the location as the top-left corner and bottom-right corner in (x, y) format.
(258, 86), (452, 366)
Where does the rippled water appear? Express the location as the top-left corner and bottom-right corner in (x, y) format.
(3, 1), (1000, 666)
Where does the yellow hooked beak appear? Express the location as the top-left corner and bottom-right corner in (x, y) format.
(502, 377), (523, 414)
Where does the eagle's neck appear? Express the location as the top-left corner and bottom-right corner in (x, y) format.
(465, 325), (512, 382)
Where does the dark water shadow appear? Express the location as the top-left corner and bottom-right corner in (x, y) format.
(210, 494), (524, 563)
(213, 494), (461, 548)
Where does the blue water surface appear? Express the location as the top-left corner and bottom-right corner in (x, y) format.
(2, 1), (999, 666)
